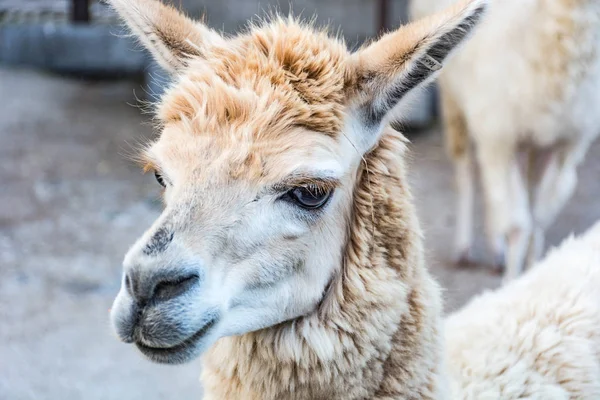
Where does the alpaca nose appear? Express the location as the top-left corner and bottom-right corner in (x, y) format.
(125, 269), (200, 304)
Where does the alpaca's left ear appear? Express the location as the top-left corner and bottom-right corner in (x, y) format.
(347, 0), (487, 150)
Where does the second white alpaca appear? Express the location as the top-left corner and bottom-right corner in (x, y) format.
(411, 0), (600, 280)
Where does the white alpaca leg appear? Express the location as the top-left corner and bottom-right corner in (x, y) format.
(504, 161), (532, 282)
(526, 152), (561, 267)
(529, 142), (584, 264)
(477, 145), (513, 271)
(524, 149), (545, 269)
(440, 85), (473, 264)
(454, 152), (474, 263)
(534, 156), (577, 228)
(477, 143), (532, 280)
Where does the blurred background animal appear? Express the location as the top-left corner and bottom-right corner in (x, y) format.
(410, 0), (600, 281)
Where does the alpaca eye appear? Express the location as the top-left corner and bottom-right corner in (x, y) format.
(285, 186), (333, 210)
(154, 170), (166, 188)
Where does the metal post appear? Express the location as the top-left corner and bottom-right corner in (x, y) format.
(71, 0), (90, 23)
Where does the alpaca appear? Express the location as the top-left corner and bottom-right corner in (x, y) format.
(445, 219), (600, 398)
(108, 0), (486, 398)
(108, 0), (600, 398)
(409, 0), (600, 281)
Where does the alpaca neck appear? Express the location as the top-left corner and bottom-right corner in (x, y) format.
(201, 130), (446, 399)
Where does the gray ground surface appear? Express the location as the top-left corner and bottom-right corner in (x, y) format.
(1, 68), (599, 399)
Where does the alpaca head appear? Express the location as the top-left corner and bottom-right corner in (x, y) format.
(109, 0), (486, 364)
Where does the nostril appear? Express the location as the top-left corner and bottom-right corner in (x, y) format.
(153, 274), (199, 302)
(125, 274), (132, 293)
(124, 272), (136, 298)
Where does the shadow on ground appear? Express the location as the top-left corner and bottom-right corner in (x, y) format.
(1, 68), (598, 399)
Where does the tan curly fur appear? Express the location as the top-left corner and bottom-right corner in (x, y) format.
(157, 17), (351, 138)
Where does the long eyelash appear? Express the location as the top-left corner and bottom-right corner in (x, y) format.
(271, 179), (339, 194)
(304, 184), (326, 196)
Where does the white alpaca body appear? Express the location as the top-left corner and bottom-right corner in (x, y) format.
(440, 0), (600, 148)
(446, 221), (600, 398)
(411, 0), (600, 280)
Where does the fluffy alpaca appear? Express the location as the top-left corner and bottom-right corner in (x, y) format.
(446, 220), (600, 398)
(107, 0), (600, 399)
(108, 0), (484, 398)
(410, 0), (600, 281)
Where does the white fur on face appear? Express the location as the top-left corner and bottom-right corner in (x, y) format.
(110, 129), (357, 363)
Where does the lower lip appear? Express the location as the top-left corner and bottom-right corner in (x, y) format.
(135, 317), (218, 364)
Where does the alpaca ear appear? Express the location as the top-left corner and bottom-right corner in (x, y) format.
(348, 0), (486, 143)
(109, 0), (224, 73)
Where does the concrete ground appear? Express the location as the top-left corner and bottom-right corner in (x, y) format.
(1, 67), (599, 399)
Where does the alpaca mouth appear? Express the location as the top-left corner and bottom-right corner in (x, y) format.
(135, 316), (218, 364)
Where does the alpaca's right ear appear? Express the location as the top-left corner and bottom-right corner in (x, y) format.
(345, 0), (487, 154)
(109, 0), (224, 73)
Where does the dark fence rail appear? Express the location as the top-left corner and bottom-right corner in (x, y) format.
(71, 0), (90, 22)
